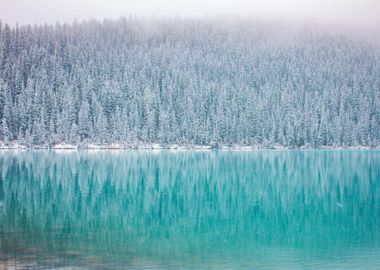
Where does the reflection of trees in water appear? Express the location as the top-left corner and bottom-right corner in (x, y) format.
(0, 150), (379, 265)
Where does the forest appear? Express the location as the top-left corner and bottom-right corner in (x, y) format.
(0, 18), (379, 148)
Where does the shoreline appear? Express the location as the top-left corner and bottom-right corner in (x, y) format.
(0, 142), (379, 151)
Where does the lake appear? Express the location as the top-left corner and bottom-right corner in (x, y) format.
(0, 150), (379, 269)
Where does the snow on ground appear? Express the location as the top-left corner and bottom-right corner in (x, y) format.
(107, 143), (125, 149)
(0, 141), (27, 149)
(138, 143), (162, 149)
(87, 144), (103, 149)
(52, 143), (77, 149)
(0, 141), (379, 150)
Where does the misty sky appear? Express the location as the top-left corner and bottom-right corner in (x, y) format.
(1, 0), (380, 27)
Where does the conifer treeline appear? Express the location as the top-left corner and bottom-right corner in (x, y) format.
(0, 18), (379, 147)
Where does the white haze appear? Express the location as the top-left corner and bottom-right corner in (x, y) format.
(0, 0), (380, 28)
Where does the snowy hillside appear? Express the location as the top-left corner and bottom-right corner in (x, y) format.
(0, 18), (379, 148)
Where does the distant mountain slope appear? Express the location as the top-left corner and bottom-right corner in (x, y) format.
(0, 18), (379, 147)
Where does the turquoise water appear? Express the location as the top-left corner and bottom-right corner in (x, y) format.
(0, 150), (379, 269)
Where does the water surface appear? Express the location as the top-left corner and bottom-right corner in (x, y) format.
(0, 150), (379, 269)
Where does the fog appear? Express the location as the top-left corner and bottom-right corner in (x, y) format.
(1, 0), (380, 28)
